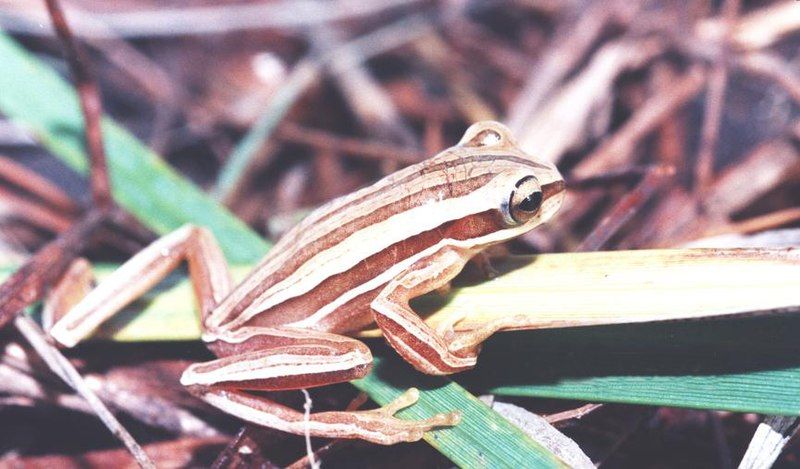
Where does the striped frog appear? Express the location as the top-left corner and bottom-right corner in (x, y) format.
(50, 121), (565, 444)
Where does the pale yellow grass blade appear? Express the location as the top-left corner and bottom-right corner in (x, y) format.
(3, 248), (795, 341)
(380, 248), (800, 335)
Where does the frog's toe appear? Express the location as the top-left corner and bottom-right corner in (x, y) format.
(359, 388), (460, 443)
(378, 387), (420, 415)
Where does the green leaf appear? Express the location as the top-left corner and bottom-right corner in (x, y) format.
(0, 34), (560, 466)
(0, 34), (268, 264)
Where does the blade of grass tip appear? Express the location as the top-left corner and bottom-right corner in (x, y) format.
(739, 416), (800, 469)
(213, 12), (436, 201)
(486, 401), (593, 468)
(14, 315), (155, 469)
(0, 32), (560, 467)
(354, 356), (568, 468)
(212, 59), (320, 201)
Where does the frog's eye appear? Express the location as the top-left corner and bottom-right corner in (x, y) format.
(507, 176), (543, 223)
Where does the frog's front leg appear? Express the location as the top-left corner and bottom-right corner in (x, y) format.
(181, 326), (459, 444)
(371, 245), (483, 375)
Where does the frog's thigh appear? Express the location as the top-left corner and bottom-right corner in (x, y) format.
(182, 326), (373, 390)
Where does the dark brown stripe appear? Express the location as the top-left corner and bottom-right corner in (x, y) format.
(216, 173), (496, 326)
(301, 153), (550, 233)
(285, 173), (496, 267)
(214, 153), (552, 329)
(235, 210), (505, 331)
(258, 153), (549, 293)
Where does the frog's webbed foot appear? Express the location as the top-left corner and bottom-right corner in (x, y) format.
(450, 314), (533, 355)
(349, 388), (460, 443)
(435, 309), (469, 343)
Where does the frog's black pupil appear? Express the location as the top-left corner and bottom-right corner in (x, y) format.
(519, 191), (543, 212)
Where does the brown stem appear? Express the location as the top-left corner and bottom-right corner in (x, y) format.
(0, 155), (79, 213)
(43, 0), (112, 209)
(545, 403), (603, 424)
(278, 122), (422, 164)
(0, 0), (118, 329)
(566, 165), (655, 190)
(0, 208), (105, 329)
(576, 166), (675, 252)
(694, 0), (741, 198)
(704, 207), (800, 238)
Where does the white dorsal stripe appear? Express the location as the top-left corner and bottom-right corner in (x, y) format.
(223, 183), (505, 330)
(287, 223), (534, 328)
(206, 159), (472, 327)
(253, 154), (506, 275)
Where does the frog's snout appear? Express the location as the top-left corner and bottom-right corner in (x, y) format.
(540, 177), (566, 222)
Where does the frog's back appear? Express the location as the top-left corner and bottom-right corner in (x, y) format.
(208, 147), (535, 334)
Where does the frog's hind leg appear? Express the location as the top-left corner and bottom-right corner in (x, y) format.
(199, 386), (457, 445)
(181, 326), (459, 444)
(49, 224), (231, 347)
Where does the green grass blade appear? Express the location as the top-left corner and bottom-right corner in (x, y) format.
(213, 60), (318, 200)
(0, 34), (562, 466)
(354, 355), (566, 468)
(466, 317), (800, 416)
(0, 34), (268, 264)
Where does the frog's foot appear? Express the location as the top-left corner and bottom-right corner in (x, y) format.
(450, 314), (532, 355)
(353, 388), (461, 443)
(435, 309), (470, 342)
(192, 386), (459, 445)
